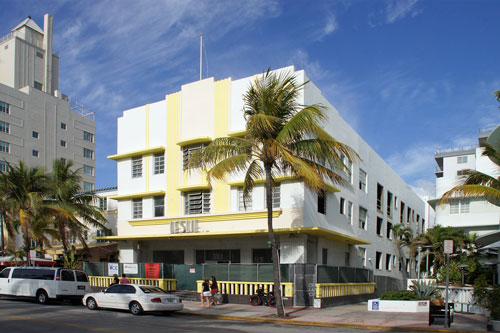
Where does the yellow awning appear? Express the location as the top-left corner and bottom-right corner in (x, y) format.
(98, 226), (370, 245)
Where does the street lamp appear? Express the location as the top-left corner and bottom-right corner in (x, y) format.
(457, 264), (468, 285)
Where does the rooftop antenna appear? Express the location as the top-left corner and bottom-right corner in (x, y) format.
(199, 33), (203, 80)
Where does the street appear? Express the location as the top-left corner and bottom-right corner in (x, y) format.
(0, 297), (405, 333)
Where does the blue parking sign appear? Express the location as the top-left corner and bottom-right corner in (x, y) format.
(372, 301), (379, 310)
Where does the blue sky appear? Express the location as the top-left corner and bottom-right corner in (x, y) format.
(1, 0), (499, 198)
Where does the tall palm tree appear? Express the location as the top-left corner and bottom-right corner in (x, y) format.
(0, 160), (49, 265)
(391, 223), (413, 281)
(189, 69), (358, 317)
(46, 159), (106, 261)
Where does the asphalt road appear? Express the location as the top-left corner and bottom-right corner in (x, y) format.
(0, 297), (405, 332)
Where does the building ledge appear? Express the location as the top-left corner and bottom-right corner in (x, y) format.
(128, 209), (283, 226)
(97, 226), (370, 245)
(176, 184), (211, 192)
(228, 176), (340, 192)
(108, 190), (165, 200)
(228, 129), (247, 137)
(176, 136), (212, 147)
(108, 146), (165, 160)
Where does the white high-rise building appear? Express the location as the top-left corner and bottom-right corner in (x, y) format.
(431, 127), (500, 236)
(0, 14), (96, 190)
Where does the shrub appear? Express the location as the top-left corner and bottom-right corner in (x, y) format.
(409, 280), (438, 298)
(473, 275), (500, 320)
(380, 290), (422, 300)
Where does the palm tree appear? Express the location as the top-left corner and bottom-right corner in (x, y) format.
(392, 223), (413, 281)
(46, 159), (106, 261)
(440, 141), (500, 206)
(189, 69), (359, 317)
(0, 160), (49, 265)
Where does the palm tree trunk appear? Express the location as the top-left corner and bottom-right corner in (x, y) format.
(20, 210), (31, 266)
(265, 165), (285, 317)
(58, 219), (70, 259)
(0, 215), (4, 254)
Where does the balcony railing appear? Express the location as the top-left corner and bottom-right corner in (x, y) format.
(479, 126), (496, 134)
(0, 32), (13, 45)
(435, 144), (477, 155)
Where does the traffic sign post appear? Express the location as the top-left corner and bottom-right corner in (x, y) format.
(443, 240), (453, 328)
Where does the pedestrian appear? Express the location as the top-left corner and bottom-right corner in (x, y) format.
(119, 273), (130, 284)
(110, 274), (119, 285)
(210, 276), (218, 306)
(200, 277), (211, 307)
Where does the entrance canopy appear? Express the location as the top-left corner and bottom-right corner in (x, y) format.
(97, 226), (370, 245)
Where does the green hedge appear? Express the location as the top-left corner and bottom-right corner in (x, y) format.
(380, 290), (431, 300)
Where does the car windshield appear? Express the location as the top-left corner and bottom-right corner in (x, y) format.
(139, 286), (168, 294)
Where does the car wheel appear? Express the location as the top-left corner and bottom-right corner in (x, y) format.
(36, 290), (49, 305)
(86, 297), (98, 310)
(130, 301), (143, 315)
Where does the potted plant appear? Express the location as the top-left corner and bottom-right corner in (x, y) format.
(473, 275), (500, 330)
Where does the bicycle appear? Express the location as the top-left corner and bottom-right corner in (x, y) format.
(249, 289), (276, 307)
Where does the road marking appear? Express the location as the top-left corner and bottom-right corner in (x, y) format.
(0, 312), (122, 332)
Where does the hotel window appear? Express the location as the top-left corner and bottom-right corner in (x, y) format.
(386, 254), (392, 271)
(387, 191), (393, 216)
(131, 157), (142, 178)
(185, 190), (210, 215)
(0, 121), (9, 133)
(32, 131), (39, 139)
(153, 153), (164, 175)
(359, 207), (367, 230)
(0, 161), (8, 172)
(132, 198), (143, 219)
(457, 170), (467, 176)
(32, 150), (39, 157)
(238, 187), (252, 211)
(339, 197), (345, 215)
(60, 140), (66, 147)
(36, 51), (44, 58)
(450, 199), (470, 214)
(83, 131), (94, 142)
(0, 140), (9, 153)
(318, 190), (326, 214)
(359, 169), (367, 192)
(341, 154), (353, 183)
(322, 248), (328, 265)
(0, 101), (10, 114)
(359, 247), (366, 267)
(83, 165), (94, 176)
(98, 197), (107, 211)
(265, 183), (281, 209)
(83, 148), (94, 159)
(387, 222), (393, 239)
(34, 81), (43, 90)
(400, 202), (405, 223)
(376, 183), (384, 211)
(376, 217), (383, 236)
(61, 122), (67, 130)
(154, 196), (165, 217)
(347, 201), (353, 224)
(183, 143), (204, 169)
(457, 156), (468, 164)
(83, 182), (94, 191)
(375, 251), (382, 270)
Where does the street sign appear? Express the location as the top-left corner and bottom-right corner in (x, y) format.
(444, 240), (453, 254)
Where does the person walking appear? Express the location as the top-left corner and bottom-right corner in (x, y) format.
(119, 273), (130, 284)
(210, 276), (219, 306)
(200, 277), (211, 307)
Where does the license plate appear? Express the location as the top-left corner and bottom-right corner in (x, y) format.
(78, 286), (86, 290)
(165, 298), (174, 303)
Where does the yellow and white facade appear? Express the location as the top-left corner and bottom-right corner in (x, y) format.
(105, 67), (425, 278)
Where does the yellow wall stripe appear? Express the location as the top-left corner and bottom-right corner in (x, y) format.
(213, 78), (231, 213)
(167, 93), (181, 216)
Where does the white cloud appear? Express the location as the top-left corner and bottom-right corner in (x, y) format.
(315, 14), (338, 40)
(385, 0), (421, 23)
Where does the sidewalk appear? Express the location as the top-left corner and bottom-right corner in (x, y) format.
(178, 301), (488, 332)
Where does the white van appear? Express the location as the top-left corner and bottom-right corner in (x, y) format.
(0, 267), (91, 304)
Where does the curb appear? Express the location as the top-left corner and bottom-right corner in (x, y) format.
(177, 311), (484, 333)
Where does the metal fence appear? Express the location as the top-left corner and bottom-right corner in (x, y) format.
(317, 266), (373, 283)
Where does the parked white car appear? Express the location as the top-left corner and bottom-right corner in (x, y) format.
(0, 267), (91, 304)
(83, 284), (183, 315)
